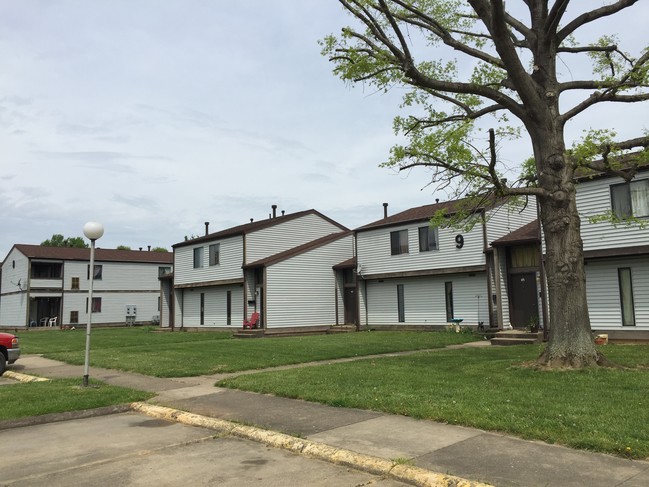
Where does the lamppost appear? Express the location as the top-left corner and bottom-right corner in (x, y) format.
(82, 221), (104, 387)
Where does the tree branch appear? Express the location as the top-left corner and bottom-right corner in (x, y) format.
(558, 0), (639, 42)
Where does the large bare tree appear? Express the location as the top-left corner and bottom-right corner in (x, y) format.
(322, 0), (649, 367)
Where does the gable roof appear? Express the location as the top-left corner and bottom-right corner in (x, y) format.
(8, 244), (173, 264)
(490, 220), (540, 247)
(243, 231), (351, 269)
(356, 196), (502, 232)
(173, 209), (348, 249)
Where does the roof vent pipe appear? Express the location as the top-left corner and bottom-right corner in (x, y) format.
(147, 245), (151, 251)
(435, 198), (439, 204)
(250, 218), (254, 223)
(281, 210), (285, 216)
(204, 221), (209, 235)
(272, 204), (277, 218)
(383, 202), (388, 219)
(139, 247), (143, 251)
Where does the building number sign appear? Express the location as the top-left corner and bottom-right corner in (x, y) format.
(455, 234), (464, 249)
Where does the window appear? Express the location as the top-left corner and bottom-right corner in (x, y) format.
(193, 247), (204, 268)
(227, 290), (232, 326)
(611, 180), (649, 219)
(445, 282), (454, 321)
(200, 292), (205, 325)
(86, 297), (102, 313)
(418, 226), (438, 252)
(618, 268), (636, 326)
(397, 284), (405, 322)
(209, 244), (220, 266)
(87, 264), (102, 280)
(390, 230), (409, 255)
(158, 266), (171, 277)
(71, 277), (80, 290)
(70, 311), (79, 324)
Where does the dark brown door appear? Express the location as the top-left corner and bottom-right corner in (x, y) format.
(509, 272), (538, 328)
(343, 287), (358, 325)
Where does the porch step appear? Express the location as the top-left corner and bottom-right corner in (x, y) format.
(233, 325), (334, 339)
(490, 330), (543, 346)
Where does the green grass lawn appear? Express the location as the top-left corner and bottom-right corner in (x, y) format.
(18, 327), (479, 377)
(217, 344), (649, 459)
(0, 378), (153, 421)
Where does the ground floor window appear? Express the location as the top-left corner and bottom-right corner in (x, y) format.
(618, 268), (636, 326)
(70, 311), (79, 324)
(445, 282), (454, 321)
(200, 292), (205, 325)
(227, 291), (232, 325)
(397, 284), (405, 322)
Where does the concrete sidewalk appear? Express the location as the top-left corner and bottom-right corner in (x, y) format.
(7, 354), (649, 487)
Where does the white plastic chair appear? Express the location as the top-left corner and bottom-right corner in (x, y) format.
(47, 317), (58, 327)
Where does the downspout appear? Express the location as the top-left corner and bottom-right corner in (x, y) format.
(481, 209), (493, 328)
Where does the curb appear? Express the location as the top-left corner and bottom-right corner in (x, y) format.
(3, 371), (50, 383)
(131, 402), (492, 487)
(0, 404), (132, 431)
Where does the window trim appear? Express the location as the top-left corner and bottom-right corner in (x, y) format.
(418, 226), (439, 252)
(390, 229), (409, 255)
(610, 179), (649, 219)
(209, 243), (220, 266)
(71, 277), (80, 290)
(193, 247), (204, 268)
(618, 267), (636, 326)
(397, 284), (405, 323)
(86, 264), (102, 280)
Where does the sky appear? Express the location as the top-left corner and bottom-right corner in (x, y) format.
(1, 1), (648, 257)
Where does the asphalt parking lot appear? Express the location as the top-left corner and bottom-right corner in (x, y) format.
(0, 412), (407, 486)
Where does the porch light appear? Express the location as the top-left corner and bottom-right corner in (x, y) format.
(82, 221), (104, 387)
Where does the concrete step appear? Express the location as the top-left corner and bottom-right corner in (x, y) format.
(491, 337), (540, 346)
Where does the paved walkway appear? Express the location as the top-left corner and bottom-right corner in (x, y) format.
(5, 347), (649, 487)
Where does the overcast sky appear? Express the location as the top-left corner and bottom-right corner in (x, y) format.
(1, 1), (647, 257)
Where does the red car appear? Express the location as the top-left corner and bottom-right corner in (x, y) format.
(0, 332), (20, 376)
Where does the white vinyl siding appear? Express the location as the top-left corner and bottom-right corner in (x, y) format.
(174, 235), (244, 286)
(246, 213), (342, 263)
(62, 291), (160, 327)
(357, 222), (485, 277)
(63, 261), (162, 292)
(0, 248), (30, 327)
(263, 235), (352, 328)
(179, 285), (244, 327)
(585, 256), (649, 330)
(485, 200), (538, 245)
(577, 174), (649, 251)
(364, 273), (488, 326)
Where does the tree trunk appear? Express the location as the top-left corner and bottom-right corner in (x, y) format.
(535, 145), (601, 368)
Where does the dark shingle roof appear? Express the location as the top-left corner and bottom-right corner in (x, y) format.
(243, 231), (351, 269)
(10, 244), (173, 264)
(173, 210), (348, 249)
(355, 197), (502, 232)
(333, 256), (357, 270)
(490, 220), (540, 247)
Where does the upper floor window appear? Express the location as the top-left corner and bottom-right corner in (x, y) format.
(418, 226), (438, 252)
(87, 264), (102, 280)
(390, 230), (409, 255)
(611, 180), (649, 219)
(209, 243), (220, 266)
(71, 277), (80, 290)
(193, 247), (204, 268)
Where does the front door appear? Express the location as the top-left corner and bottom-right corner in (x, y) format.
(343, 287), (358, 325)
(509, 272), (538, 328)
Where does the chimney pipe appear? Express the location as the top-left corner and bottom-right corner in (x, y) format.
(147, 245), (151, 251)
(272, 204), (277, 218)
(435, 198), (439, 204)
(139, 247), (143, 251)
(281, 210), (285, 216)
(250, 218), (254, 223)
(204, 221), (209, 235)
(383, 202), (388, 219)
